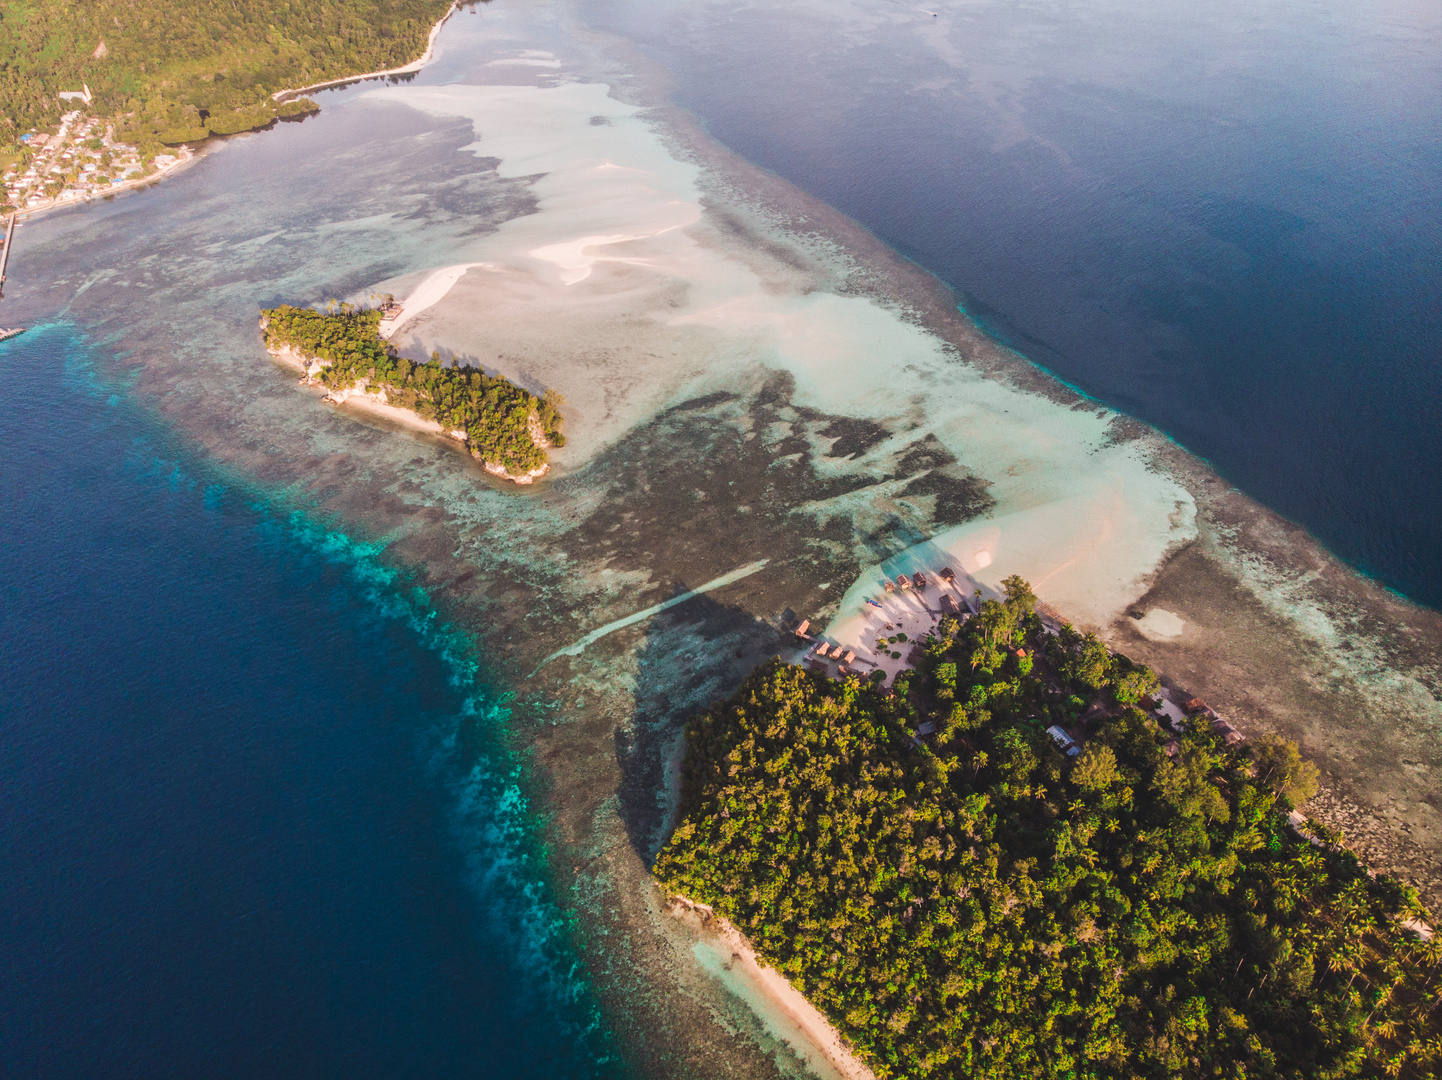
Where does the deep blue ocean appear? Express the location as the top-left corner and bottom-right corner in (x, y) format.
(0, 327), (612, 1078)
(594, 0), (1442, 607)
(3, 2), (1440, 1076)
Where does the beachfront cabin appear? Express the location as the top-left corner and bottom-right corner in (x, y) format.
(1183, 697), (1212, 716)
(883, 580), (895, 593)
(794, 619), (811, 639)
(913, 572), (928, 589)
(1212, 718), (1245, 745)
(842, 650), (856, 665)
(1046, 724), (1082, 757)
(897, 574), (912, 590)
(941, 594), (960, 615)
(813, 641), (831, 658)
(939, 566), (956, 584)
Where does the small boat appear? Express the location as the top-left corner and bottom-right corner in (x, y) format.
(866, 598), (884, 610)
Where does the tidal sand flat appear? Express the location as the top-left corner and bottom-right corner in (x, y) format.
(8, 1), (1440, 1076)
(361, 77), (1193, 631)
(354, 16), (1442, 899)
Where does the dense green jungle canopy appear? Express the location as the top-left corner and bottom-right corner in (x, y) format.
(0, 0), (454, 145)
(656, 579), (1442, 1079)
(261, 303), (562, 475)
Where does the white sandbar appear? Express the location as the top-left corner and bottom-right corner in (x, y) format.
(354, 76), (1193, 639)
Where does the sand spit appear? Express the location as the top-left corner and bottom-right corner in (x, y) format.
(378, 261), (493, 338)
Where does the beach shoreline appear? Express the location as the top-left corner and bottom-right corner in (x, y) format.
(15, 3), (457, 224)
(265, 341), (550, 485)
(272, 3), (458, 103)
(17, 145), (199, 222)
(669, 895), (878, 1080)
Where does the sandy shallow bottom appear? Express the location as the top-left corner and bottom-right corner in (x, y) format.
(358, 77), (1196, 634)
(338, 66), (1442, 1076)
(681, 902), (878, 1080)
(20, 5), (1442, 1078)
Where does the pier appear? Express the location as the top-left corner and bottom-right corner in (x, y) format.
(0, 212), (24, 342)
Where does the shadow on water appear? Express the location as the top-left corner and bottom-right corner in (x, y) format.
(614, 586), (791, 867)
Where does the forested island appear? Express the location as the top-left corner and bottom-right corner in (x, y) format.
(0, 0), (453, 147)
(260, 303), (562, 483)
(656, 579), (1441, 1079)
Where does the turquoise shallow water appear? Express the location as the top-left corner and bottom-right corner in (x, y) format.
(0, 325), (615, 1077)
(4, 1), (1439, 1074)
(589, 0), (1442, 607)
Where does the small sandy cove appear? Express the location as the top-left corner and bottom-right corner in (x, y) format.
(671, 895), (877, 1080)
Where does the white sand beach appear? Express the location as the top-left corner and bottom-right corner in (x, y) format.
(675, 899), (878, 1080)
(272, 2), (458, 102)
(378, 262), (494, 338)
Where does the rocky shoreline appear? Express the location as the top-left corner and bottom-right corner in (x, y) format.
(265, 341), (551, 485)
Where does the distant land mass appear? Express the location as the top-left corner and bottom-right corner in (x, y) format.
(0, 0), (453, 147)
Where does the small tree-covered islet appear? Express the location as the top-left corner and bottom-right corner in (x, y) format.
(260, 303), (563, 481)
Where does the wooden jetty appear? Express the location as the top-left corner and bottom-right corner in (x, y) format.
(0, 211), (23, 341)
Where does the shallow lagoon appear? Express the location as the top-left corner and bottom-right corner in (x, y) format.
(3, 1), (1441, 1076)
